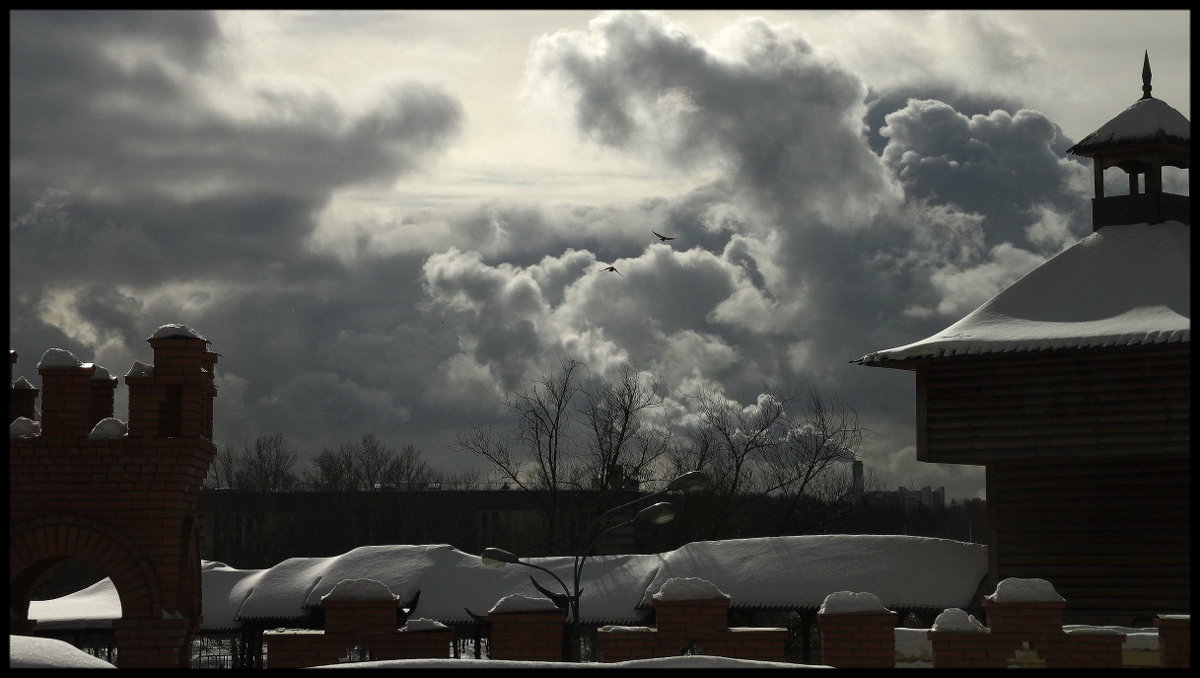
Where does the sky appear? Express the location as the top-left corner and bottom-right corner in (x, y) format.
(8, 10), (1191, 500)
(18, 534), (1157, 669)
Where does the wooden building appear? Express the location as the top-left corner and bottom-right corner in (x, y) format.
(855, 54), (1189, 626)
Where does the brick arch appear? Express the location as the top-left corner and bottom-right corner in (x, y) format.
(10, 516), (163, 624)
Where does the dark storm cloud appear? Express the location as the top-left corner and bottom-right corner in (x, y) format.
(529, 12), (896, 225)
(9, 10), (467, 456)
(488, 11), (1095, 497)
(880, 99), (1090, 248)
(10, 11), (1115, 499)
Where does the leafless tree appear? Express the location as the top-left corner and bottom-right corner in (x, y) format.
(380, 443), (436, 489)
(457, 358), (674, 554)
(352, 433), (394, 490)
(301, 444), (357, 491)
(666, 386), (868, 541)
(457, 357), (583, 552)
(579, 362), (669, 493)
(211, 433), (300, 492)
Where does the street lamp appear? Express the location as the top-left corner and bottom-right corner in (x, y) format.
(480, 471), (710, 662)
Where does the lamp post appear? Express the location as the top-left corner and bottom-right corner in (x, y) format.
(481, 471), (710, 662)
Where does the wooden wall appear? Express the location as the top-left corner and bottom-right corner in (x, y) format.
(915, 343), (1189, 464)
(986, 457), (1190, 626)
(906, 342), (1190, 626)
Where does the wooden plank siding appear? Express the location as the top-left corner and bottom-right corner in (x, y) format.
(986, 457), (1190, 626)
(900, 342), (1190, 627)
(914, 343), (1189, 464)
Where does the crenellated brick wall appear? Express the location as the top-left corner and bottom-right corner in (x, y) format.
(818, 584), (1189, 669)
(9, 326), (219, 669)
(265, 598), (455, 668)
(598, 596), (788, 663)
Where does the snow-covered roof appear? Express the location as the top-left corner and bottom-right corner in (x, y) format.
(638, 535), (986, 611)
(30, 535), (988, 631)
(857, 221), (1189, 365)
(1067, 96), (1190, 157)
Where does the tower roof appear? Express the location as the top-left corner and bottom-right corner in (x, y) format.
(1067, 51), (1190, 168)
(1066, 96), (1190, 164)
(855, 221), (1189, 365)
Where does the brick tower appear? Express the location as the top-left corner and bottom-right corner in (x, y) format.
(9, 324), (219, 668)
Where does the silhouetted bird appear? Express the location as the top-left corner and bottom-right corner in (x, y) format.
(653, 231), (676, 242)
(602, 265), (622, 276)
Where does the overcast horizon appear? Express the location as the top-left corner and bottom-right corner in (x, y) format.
(9, 10), (1191, 500)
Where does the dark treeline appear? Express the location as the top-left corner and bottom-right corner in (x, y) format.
(208, 432), (482, 492)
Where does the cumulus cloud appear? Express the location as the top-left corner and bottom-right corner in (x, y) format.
(9, 10), (1115, 499)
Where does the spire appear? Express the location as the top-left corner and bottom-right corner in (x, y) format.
(1140, 50), (1152, 100)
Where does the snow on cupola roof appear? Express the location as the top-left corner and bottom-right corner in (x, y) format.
(1067, 51), (1189, 164)
(1067, 97), (1190, 158)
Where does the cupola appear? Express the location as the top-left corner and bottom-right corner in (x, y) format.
(1066, 52), (1189, 230)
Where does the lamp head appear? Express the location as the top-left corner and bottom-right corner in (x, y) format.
(481, 547), (520, 568)
(666, 470), (710, 494)
(636, 501), (676, 526)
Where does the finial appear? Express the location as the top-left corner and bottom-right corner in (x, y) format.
(1140, 50), (1152, 100)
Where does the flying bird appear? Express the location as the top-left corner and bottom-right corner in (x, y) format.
(601, 265), (622, 276)
(653, 231), (676, 242)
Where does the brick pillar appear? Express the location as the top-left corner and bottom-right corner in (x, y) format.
(10, 376), (38, 423)
(323, 599), (400, 634)
(37, 352), (96, 438)
(148, 334), (213, 439)
(818, 611), (897, 668)
(1155, 615), (1190, 669)
(87, 365), (118, 427)
(488, 609), (568, 661)
(112, 617), (191, 668)
(653, 597), (731, 634)
(125, 364), (155, 438)
(201, 351), (218, 439)
(983, 599), (1065, 641)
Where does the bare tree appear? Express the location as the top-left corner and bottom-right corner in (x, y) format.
(666, 387), (867, 541)
(579, 362), (669, 493)
(457, 357), (584, 552)
(301, 444), (357, 491)
(380, 443), (436, 489)
(458, 358), (679, 555)
(352, 433), (393, 490)
(209, 434), (300, 492)
(235, 433), (300, 492)
(210, 443), (241, 490)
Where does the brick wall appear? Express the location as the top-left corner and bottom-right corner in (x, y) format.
(265, 598), (454, 668)
(598, 597), (787, 663)
(817, 588), (1188, 669)
(487, 609), (569, 661)
(818, 611), (897, 668)
(1155, 615), (1191, 669)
